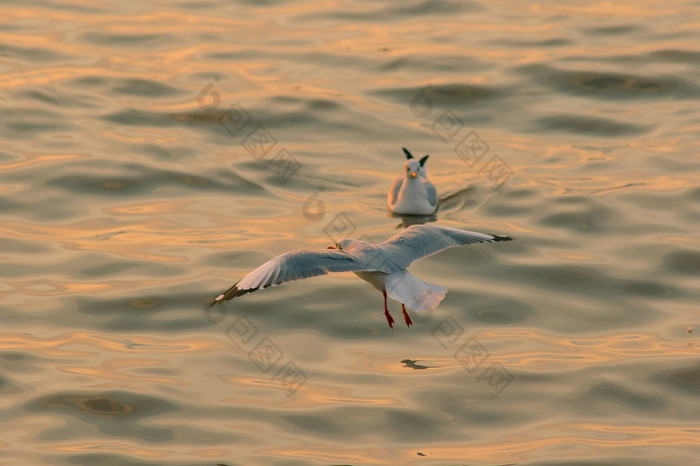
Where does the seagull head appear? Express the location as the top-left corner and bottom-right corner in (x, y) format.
(403, 154), (429, 180)
(405, 159), (421, 179)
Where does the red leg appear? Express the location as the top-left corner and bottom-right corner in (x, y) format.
(382, 291), (394, 328)
(402, 303), (413, 327)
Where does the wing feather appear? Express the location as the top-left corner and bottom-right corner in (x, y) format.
(423, 180), (438, 210)
(210, 249), (368, 305)
(387, 176), (403, 209)
(379, 224), (512, 269)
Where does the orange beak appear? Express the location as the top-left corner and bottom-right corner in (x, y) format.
(327, 245), (336, 249)
(410, 171), (417, 179)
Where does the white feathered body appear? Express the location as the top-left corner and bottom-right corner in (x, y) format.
(388, 176), (437, 215)
(388, 157), (437, 215)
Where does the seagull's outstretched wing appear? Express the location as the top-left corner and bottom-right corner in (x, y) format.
(210, 249), (367, 306)
(380, 224), (512, 269)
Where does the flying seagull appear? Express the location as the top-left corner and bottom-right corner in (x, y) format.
(210, 225), (512, 328)
(388, 148), (438, 215)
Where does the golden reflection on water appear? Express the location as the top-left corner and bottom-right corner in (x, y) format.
(342, 331), (698, 375)
(263, 446), (394, 465)
(225, 376), (397, 408)
(264, 422), (700, 464)
(0, 332), (215, 357)
(3, 210), (302, 264)
(43, 442), (171, 459)
(420, 423), (700, 463)
(61, 358), (185, 387)
(1, 277), (171, 299)
(480, 329), (698, 370)
(0, 153), (85, 172)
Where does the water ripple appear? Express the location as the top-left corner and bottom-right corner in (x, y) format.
(2, 0), (699, 464)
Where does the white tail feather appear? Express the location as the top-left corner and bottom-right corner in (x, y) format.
(385, 271), (447, 312)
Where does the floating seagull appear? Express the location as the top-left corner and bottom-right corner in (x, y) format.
(210, 225), (512, 328)
(388, 148), (438, 215)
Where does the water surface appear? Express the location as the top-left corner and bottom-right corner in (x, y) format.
(1, 0), (699, 464)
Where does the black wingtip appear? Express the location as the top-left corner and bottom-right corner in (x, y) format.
(491, 234), (513, 242)
(402, 147), (414, 159)
(209, 291), (229, 307)
(210, 281), (251, 306)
